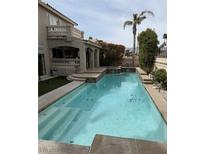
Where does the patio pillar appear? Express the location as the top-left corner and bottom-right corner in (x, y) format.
(96, 49), (100, 67)
(90, 50), (95, 68)
(79, 45), (86, 72)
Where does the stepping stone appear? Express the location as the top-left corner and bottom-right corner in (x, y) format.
(143, 81), (153, 84)
(136, 67), (147, 75)
(89, 134), (166, 154)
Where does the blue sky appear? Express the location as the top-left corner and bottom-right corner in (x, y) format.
(45, 0), (167, 48)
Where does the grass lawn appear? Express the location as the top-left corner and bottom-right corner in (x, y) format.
(38, 76), (71, 97)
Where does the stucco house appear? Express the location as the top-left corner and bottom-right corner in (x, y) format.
(38, 1), (101, 79)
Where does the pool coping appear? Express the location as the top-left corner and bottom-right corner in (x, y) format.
(89, 134), (167, 154)
(39, 140), (90, 154)
(136, 67), (167, 123)
(38, 81), (85, 112)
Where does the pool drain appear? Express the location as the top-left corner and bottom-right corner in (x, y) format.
(70, 140), (74, 143)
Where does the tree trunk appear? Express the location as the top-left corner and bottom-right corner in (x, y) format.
(133, 33), (136, 54)
(133, 24), (136, 54)
(132, 24), (137, 66)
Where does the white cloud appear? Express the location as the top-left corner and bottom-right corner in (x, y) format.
(47, 0), (167, 47)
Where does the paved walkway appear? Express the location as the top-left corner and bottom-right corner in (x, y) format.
(38, 81), (85, 112)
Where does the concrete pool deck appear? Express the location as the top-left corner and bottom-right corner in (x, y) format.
(38, 81), (85, 112)
(90, 135), (166, 154)
(136, 68), (153, 84)
(70, 67), (106, 82)
(136, 67), (167, 123)
(39, 135), (167, 154)
(144, 84), (167, 122)
(136, 67), (147, 75)
(85, 67), (107, 73)
(39, 140), (89, 154)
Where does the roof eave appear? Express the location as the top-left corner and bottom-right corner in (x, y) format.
(39, 1), (78, 26)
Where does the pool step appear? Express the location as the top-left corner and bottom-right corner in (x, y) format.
(38, 107), (60, 130)
(64, 87), (93, 107)
(39, 107), (73, 139)
(58, 110), (91, 143)
(54, 110), (84, 142)
(67, 75), (86, 81)
(47, 108), (81, 140)
(53, 85), (91, 108)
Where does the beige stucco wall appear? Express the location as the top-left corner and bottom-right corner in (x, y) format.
(155, 58), (167, 70)
(38, 5), (50, 75)
(38, 3), (100, 75)
(38, 4), (75, 76)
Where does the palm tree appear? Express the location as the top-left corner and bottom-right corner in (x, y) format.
(123, 11), (154, 54)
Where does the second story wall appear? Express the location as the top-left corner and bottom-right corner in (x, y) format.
(38, 4), (74, 50)
(38, 4), (48, 53)
(47, 13), (67, 26)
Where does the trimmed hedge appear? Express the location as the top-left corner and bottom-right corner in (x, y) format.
(138, 28), (159, 74)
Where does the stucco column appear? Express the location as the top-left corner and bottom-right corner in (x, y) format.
(90, 50), (95, 68)
(96, 49), (100, 67)
(79, 45), (86, 72)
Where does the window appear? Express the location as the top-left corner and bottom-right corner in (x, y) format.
(52, 47), (79, 58)
(52, 48), (63, 58)
(64, 50), (71, 58)
(48, 13), (60, 26)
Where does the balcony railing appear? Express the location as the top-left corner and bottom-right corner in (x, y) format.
(52, 58), (80, 66)
(47, 25), (84, 40)
(72, 27), (83, 38)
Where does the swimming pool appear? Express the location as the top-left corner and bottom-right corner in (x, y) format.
(39, 73), (167, 146)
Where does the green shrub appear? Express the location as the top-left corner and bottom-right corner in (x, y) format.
(138, 28), (159, 74)
(152, 69), (167, 90)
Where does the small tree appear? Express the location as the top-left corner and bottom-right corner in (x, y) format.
(138, 28), (159, 74)
(98, 40), (125, 66)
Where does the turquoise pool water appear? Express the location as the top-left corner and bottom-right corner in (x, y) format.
(39, 73), (167, 146)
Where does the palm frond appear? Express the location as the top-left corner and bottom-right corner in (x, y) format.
(123, 20), (133, 29)
(138, 16), (146, 23)
(139, 10), (154, 17)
